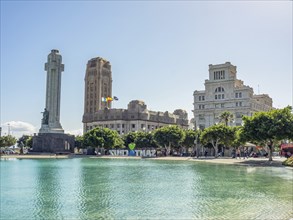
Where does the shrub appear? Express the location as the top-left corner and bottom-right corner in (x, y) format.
(282, 156), (293, 167)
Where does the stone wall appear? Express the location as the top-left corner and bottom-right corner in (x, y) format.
(32, 133), (75, 153)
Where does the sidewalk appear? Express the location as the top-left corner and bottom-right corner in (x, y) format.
(190, 156), (287, 167)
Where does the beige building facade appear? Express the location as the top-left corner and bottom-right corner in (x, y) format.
(83, 100), (189, 134)
(83, 57), (189, 134)
(193, 62), (273, 129)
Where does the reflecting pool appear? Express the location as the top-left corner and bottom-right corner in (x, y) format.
(1, 158), (292, 219)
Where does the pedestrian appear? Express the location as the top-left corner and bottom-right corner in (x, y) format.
(204, 150), (208, 157)
(244, 147), (248, 159)
(236, 148), (240, 159)
(231, 149), (236, 158)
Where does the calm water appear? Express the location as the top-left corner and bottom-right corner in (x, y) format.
(1, 158), (292, 220)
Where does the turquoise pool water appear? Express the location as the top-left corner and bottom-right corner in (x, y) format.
(1, 158), (292, 220)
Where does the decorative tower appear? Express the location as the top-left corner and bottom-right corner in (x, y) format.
(39, 49), (64, 133)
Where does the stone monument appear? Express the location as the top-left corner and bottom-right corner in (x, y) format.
(39, 49), (64, 133)
(32, 50), (74, 153)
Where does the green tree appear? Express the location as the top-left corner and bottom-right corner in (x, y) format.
(123, 132), (138, 148)
(153, 125), (185, 154)
(231, 126), (246, 149)
(75, 135), (85, 149)
(219, 111), (234, 126)
(26, 136), (33, 148)
(17, 135), (32, 154)
(135, 131), (157, 149)
(200, 124), (235, 157)
(242, 106), (293, 161)
(181, 129), (200, 156)
(83, 127), (123, 150)
(0, 135), (17, 148)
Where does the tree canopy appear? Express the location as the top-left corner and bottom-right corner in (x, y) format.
(218, 111), (234, 126)
(134, 131), (157, 149)
(0, 135), (17, 148)
(153, 125), (185, 149)
(200, 124), (235, 157)
(181, 129), (198, 148)
(83, 127), (123, 149)
(241, 106), (293, 161)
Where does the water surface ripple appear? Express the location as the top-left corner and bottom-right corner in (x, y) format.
(1, 158), (292, 220)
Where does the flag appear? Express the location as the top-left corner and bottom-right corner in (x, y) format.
(101, 97), (107, 102)
(106, 97), (113, 102)
(113, 96), (119, 101)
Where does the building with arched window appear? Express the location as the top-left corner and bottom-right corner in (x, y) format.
(193, 62), (273, 129)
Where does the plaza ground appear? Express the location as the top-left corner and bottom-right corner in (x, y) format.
(1, 154), (291, 168)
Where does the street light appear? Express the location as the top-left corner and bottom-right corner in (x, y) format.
(8, 123), (11, 136)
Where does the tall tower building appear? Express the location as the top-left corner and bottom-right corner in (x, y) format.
(83, 57), (112, 126)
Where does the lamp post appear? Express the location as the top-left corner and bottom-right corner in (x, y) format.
(8, 123), (11, 136)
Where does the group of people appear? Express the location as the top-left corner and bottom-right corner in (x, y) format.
(232, 148), (249, 159)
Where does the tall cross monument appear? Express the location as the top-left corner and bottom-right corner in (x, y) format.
(39, 49), (64, 133)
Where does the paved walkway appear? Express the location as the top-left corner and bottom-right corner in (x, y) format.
(1, 154), (291, 168)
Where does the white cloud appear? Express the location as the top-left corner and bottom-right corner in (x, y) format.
(66, 128), (83, 136)
(1, 121), (37, 138)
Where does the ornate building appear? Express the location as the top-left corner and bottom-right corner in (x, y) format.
(83, 57), (189, 134)
(83, 100), (188, 134)
(193, 62), (273, 129)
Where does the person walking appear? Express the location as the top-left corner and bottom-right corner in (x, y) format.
(244, 147), (248, 159)
(236, 148), (241, 159)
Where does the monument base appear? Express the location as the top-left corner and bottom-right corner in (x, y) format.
(32, 133), (74, 153)
(39, 124), (64, 134)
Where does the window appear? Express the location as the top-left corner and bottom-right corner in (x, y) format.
(222, 94), (225, 99)
(110, 124), (114, 128)
(122, 124), (125, 128)
(117, 124), (120, 128)
(199, 105), (205, 109)
(214, 71), (225, 80)
(236, 102), (242, 107)
(236, 92), (242, 98)
(141, 124), (145, 129)
(215, 95), (217, 100)
(236, 112), (242, 118)
(221, 103), (225, 108)
(199, 95), (205, 101)
(132, 124), (135, 128)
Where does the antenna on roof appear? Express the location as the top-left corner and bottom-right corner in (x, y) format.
(258, 84), (260, 94)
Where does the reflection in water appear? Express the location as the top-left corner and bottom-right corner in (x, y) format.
(0, 158), (292, 220)
(33, 160), (61, 219)
(78, 158), (114, 219)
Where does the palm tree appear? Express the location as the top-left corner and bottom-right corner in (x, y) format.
(219, 111), (234, 126)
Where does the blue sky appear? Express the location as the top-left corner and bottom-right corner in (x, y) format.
(1, 1), (292, 137)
